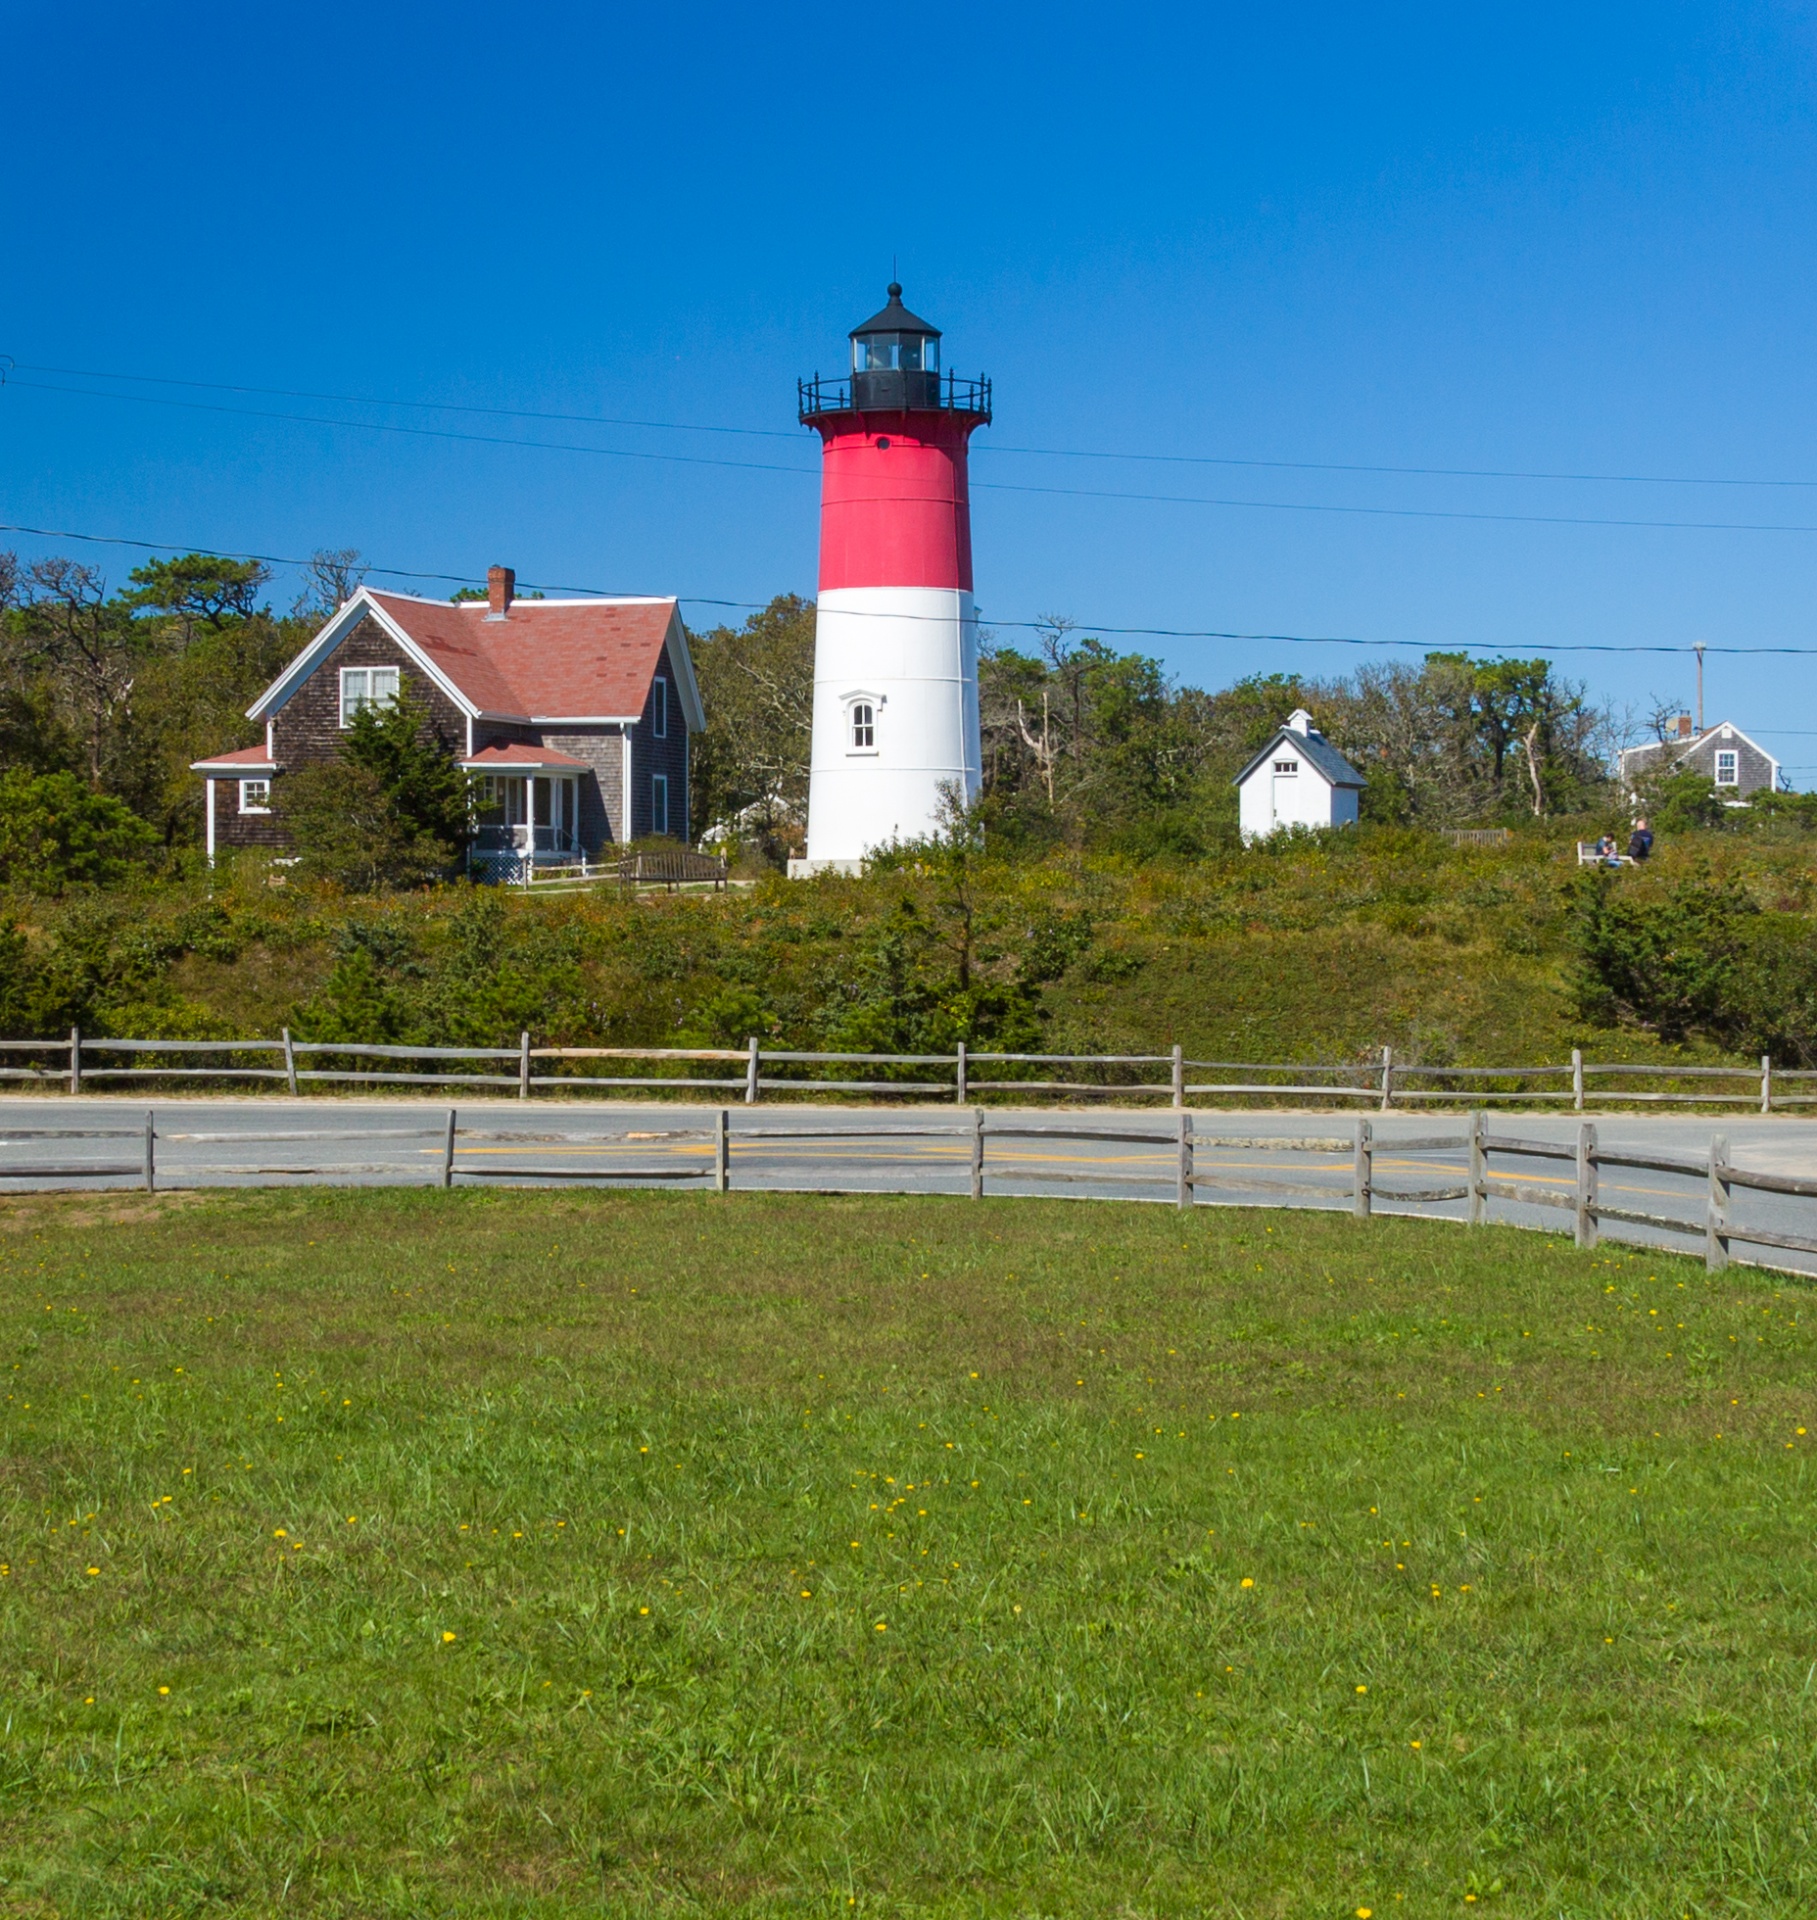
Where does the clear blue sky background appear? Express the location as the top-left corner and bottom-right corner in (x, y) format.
(6, 3), (1817, 771)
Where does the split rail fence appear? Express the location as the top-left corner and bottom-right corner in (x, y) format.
(1, 1109), (1811, 1280)
(0, 1033), (1810, 1111)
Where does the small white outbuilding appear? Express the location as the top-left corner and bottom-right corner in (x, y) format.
(1235, 709), (1365, 841)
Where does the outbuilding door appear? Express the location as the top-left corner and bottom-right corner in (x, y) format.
(1271, 756), (1300, 828)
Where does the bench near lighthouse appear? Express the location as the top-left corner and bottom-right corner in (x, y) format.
(790, 285), (991, 874)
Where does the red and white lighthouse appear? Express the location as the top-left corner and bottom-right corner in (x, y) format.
(794, 285), (990, 869)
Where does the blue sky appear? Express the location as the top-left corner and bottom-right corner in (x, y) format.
(6, 3), (1817, 771)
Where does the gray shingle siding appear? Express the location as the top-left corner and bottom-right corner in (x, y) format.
(1620, 727), (1779, 797)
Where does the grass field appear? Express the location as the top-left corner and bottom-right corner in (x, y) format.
(1, 1188), (1812, 1917)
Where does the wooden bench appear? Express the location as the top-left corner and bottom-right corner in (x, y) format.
(617, 850), (729, 891)
(1577, 841), (1632, 867)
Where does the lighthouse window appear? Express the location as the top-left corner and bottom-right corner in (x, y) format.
(850, 703), (875, 751)
(853, 331), (936, 373)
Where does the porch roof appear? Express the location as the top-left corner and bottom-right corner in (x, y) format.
(461, 744), (591, 772)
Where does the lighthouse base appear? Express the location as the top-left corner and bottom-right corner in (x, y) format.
(804, 586), (981, 864)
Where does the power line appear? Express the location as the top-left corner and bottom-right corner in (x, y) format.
(18, 376), (1817, 539)
(5, 516), (1817, 656)
(14, 355), (1817, 493)
(3, 378), (819, 481)
(5, 359), (803, 441)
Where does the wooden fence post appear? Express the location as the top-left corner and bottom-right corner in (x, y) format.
(518, 1032), (531, 1100)
(715, 1108), (730, 1193)
(1706, 1134), (1731, 1272)
(69, 1027), (81, 1096)
(143, 1112), (156, 1195)
(1176, 1108), (1193, 1210)
(1352, 1117), (1373, 1219)
(1172, 1044), (1184, 1110)
(1572, 1048), (1584, 1113)
(1574, 1120), (1598, 1249)
(1761, 1054), (1772, 1115)
(744, 1036), (760, 1106)
(1468, 1110), (1486, 1226)
(442, 1109), (457, 1188)
(970, 1107), (984, 1200)
(955, 1041), (967, 1106)
(281, 1027), (299, 1097)
(1379, 1047), (1393, 1112)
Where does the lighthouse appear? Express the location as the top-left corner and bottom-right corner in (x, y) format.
(791, 284), (991, 872)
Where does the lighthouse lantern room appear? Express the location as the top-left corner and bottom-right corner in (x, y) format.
(791, 285), (991, 872)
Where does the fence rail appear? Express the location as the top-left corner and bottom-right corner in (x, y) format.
(0, 1031), (1810, 1111)
(0, 1109), (1808, 1279)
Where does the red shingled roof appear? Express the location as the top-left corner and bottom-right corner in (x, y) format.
(460, 743), (590, 771)
(367, 592), (677, 718)
(190, 746), (277, 772)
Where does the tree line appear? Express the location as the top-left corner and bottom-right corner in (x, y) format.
(689, 596), (1619, 857)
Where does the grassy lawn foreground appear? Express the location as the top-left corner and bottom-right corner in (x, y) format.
(0, 1188), (1812, 1917)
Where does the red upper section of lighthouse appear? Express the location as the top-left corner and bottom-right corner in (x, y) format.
(811, 411), (983, 593)
(800, 285), (989, 593)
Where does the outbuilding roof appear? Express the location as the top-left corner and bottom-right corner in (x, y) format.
(1234, 724), (1365, 790)
(247, 587), (704, 730)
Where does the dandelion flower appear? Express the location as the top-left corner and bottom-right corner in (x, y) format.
(157, 1685), (170, 1695)
(442, 1631), (457, 1643)
(85, 1566), (99, 1576)
(1356, 1684), (1368, 1693)
(1240, 1578), (1254, 1589)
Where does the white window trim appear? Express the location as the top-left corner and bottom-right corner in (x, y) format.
(238, 778), (272, 815)
(842, 688), (882, 757)
(1273, 759), (1300, 775)
(1714, 750), (1740, 787)
(652, 675), (669, 740)
(339, 664), (400, 728)
(651, 772), (669, 836)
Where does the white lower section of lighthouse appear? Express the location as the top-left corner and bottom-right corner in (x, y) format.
(799, 586), (981, 868)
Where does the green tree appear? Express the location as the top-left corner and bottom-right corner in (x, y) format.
(122, 553), (272, 635)
(688, 595), (813, 859)
(0, 770), (156, 891)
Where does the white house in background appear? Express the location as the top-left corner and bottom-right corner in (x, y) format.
(1235, 709), (1365, 841)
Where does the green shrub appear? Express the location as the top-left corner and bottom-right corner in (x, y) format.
(0, 769), (156, 890)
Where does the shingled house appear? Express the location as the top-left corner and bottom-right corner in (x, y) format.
(192, 567), (702, 877)
(1617, 716), (1782, 801)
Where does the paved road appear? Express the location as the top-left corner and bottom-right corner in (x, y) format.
(0, 1099), (1812, 1275)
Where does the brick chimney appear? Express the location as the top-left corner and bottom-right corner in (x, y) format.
(486, 565), (515, 620)
(1676, 713), (1694, 739)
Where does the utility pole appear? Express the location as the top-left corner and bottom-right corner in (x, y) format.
(1694, 641), (1705, 732)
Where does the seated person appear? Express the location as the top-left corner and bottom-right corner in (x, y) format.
(1628, 817), (1653, 861)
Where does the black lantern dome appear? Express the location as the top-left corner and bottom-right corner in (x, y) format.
(800, 283), (990, 423)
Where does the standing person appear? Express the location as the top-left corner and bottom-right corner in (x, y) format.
(1628, 816), (1653, 861)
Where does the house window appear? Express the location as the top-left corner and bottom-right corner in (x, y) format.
(1273, 759), (1299, 775)
(238, 778), (271, 814)
(652, 675), (668, 739)
(851, 702), (876, 751)
(651, 773), (669, 836)
(1715, 750), (1739, 787)
(340, 665), (399, 726)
